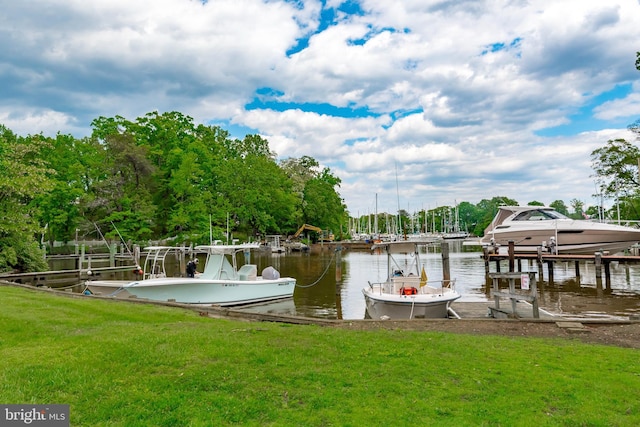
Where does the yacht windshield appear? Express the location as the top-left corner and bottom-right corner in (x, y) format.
(512, 209), (568, 221)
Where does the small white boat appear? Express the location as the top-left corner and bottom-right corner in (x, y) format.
(263, 235), (285, 253)
(123, 244), (295, 306)
(482, 206), (640, 254)
(362, 241), (460, 319)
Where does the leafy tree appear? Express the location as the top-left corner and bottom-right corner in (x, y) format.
(302, 168), (347, 234)
(280, 156), (347, 234)
(474, 196), (519, 236)
(33, 133), (86, 244)
(457, 201), (480, 235)
(590, 138), (640, 219)
(584, 204), (600, 219)
(217, 135), (299, 237)
(81, 130), (156, 241)
(549, 200), (569, 216)
(0, 126), (52, 272)
(91, 112), (206, 241)
(570, 199), (586, 219)
(280, 156), (320, 199)
(527, 201), (544, 206)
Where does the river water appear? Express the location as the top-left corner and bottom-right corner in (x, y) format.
(62, 241), (640, 320)
(244, 241), (640, 320)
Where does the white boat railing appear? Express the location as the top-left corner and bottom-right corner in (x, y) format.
(368, 278), (456, 296)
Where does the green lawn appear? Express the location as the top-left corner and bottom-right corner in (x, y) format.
(0, 285), (638, 426)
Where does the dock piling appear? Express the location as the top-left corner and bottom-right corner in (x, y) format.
(441, 241), (451, 283)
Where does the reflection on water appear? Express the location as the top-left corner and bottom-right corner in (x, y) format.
(56, 241), (640, 320)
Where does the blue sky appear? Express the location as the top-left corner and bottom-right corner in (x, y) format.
(1, 0), (639, 216)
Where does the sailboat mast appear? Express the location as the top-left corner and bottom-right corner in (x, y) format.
(374, 193), (379, 237)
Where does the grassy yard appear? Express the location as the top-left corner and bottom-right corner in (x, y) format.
(0, 284), (638, 426)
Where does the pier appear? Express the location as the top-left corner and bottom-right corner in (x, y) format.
(0, 243), (142, 288)
(482, 246), (640, 289)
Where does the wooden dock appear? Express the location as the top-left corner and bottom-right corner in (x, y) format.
(483, 246), (640, 287)
(448, 301), (556, 320)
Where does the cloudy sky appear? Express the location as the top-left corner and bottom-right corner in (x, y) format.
(2, 0), (640, 216)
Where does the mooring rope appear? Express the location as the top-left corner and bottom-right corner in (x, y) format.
(295, 250), (338, 288)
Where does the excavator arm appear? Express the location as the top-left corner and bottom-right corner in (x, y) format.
(293, 224), (323, 238)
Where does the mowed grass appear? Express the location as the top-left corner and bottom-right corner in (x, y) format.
(0, 285), (638, 426)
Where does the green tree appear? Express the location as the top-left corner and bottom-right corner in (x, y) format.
(549, 200), (569, 216)
(475, 196), (519, 236)
(302, 168), (347, 235)
(590, 138), (640, 219)
(457, 201), (480, 235)
(280, 156), (348, 235)
(0, 126), (52, 272)
(570, 199), (586, 219)
(217, 135), (299, 237)
(280, 156), (320, 199)
(90, 112), (207, 241)
(84, 131), (156, 241)
(33, 133), (86, 244)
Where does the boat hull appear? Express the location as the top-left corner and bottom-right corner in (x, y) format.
(484, 225), (640, 254)
(85, 280), (133, 297)
(124, 277), (296, 306)
(482, 206), (640, 254)
(362, 288), (460, 319)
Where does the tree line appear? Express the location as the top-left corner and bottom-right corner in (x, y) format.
(0, 111), (347, 272)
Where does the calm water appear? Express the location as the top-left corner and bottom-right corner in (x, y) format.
(245, 241), (640, 320)
(63, 241), (640, 320)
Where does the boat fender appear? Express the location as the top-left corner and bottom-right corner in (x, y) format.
(400, 287), (418, 295)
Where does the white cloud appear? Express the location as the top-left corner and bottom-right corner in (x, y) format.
(593, 83), (640, 121)
(0, 109), (80, 136)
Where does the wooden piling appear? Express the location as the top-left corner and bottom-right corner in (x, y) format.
(483, 247), (490, 275)
(604, 260), (611, 290)
(594, 252), (602, 279)
(489, 271), (539, 319)
(109, 244), (116, 267)
(508, 241), (515, 272)
(441, 241), (451, 283)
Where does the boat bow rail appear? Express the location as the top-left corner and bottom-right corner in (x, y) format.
(368, 277), (456, 296)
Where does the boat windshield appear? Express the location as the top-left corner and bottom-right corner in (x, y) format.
(512, 209), (568, 221)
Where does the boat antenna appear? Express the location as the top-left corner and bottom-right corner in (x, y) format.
(110, 221), (137, 263)
(93, 222), (111, 251)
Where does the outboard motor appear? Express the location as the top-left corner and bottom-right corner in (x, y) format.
(262, 266), (280, 280)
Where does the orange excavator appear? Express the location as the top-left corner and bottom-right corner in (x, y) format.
(293, 224), (334, 242)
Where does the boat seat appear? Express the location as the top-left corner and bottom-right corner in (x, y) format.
(392, 276), (421, 288)
(238, 264), (257, 281)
